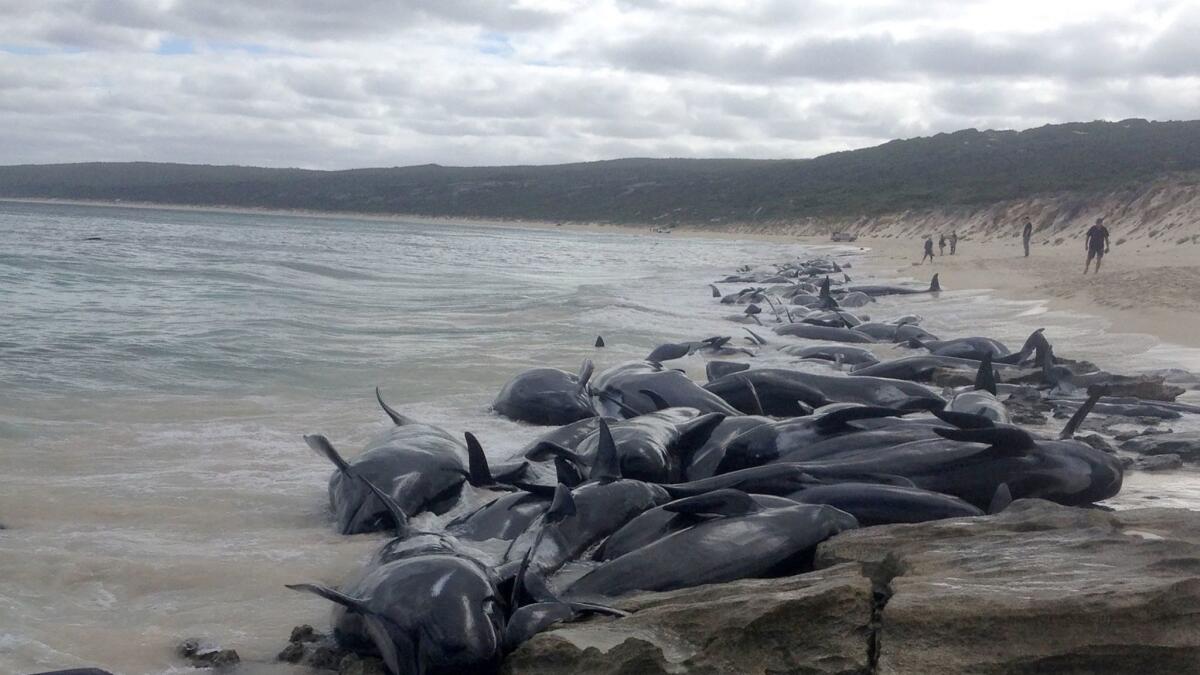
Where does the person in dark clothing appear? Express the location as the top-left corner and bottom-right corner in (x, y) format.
(938, 234), (946, 256)
(1022, 219), (1033, 257)
(922, 236), (935, 264)
(949, 231), (958, 254)
(1084, 217), (1110, 274)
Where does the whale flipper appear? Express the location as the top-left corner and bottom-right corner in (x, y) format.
(304, 434), (351, 474)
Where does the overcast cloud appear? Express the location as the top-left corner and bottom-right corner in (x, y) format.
(1, 0), (1198, 168)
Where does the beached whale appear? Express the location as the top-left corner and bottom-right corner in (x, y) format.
(593, 492), (801, 561)
(591, 360), (741, 417)
(493, 360), (598, 425)
(563, 490), (857, 599)
(775, 323), (876, 343)
(531, 409), (725, 484)
(305, 390), (510, 534)
(705, 368), (945, 416)
(504, 422), (670, 594)
(787, 425), (1122, 509)
(848, 273), (941, 297)
(780, 344), (880, 367)
(787, 482), (984, 526)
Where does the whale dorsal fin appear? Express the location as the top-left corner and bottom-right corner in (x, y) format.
(974, 353), (998, 395)
(929, 273), (941, 292)
(989, 483), (1013, 514)
(375, 387), (417, 426)
(464, 432), (495, 488)
(304, 434), (351, 474)
(591, 419), (623, 483)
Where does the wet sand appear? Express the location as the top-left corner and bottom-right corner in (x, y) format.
(838, 235), (1200, 349)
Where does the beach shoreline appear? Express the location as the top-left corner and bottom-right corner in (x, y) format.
(6, 196), (1197, 348)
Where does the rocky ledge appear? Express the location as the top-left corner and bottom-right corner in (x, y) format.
(503, 500), (1200, 675)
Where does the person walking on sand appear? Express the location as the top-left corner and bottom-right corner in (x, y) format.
(949, 231), (958, 254)
(1022, 219), (1033, 257)
(938, 234), (946, 256)
(1084, 217), (1110, 274)
(922, 236), (935, 264)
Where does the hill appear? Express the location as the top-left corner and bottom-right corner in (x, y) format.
(3, 119), (1200, 225)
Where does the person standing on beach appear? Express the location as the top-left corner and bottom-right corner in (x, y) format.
(1084, 217), (1110, 274)
(938, 234), (946, 256)
(1022, 219), (1033, 257)
(949, 231), (958, 254)
(922, 236), (935, 264)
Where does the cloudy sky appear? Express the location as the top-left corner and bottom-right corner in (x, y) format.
(2, 0), (1198, 168)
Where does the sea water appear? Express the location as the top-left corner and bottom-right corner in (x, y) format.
(1, 200), (1197, 674)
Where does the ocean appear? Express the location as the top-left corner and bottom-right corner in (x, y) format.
(1, 200), (1197, 674)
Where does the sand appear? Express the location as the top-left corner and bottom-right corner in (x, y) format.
(837, 234), (1200, 349)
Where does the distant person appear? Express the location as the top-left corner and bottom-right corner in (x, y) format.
(938, 234), (946, 256)
(1084, 217), (1110, 274)
(1022, 219), (1033, 257)
(949, 231), (958, 254)
(922, 237), (935, 264)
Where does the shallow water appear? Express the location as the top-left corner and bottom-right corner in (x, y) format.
(1, 201), (1197, 674)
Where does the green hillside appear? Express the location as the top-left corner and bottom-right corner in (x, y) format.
(2, 119), (1198, 224)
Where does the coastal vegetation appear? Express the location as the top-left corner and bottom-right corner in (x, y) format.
(2, 119), (1199, 224)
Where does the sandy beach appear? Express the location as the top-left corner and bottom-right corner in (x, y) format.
(835, 234), (1200, 349)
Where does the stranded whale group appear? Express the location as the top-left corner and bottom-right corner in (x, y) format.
(271, 253), (1198, 675)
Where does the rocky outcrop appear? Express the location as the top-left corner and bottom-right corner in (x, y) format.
(1122, 431), (1200, 463)
(818, 499), (1200, 674)
(502, 565), (874, 675)
(505, 501), (1200, 675)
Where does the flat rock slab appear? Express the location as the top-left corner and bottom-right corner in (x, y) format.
(1122, 431), (1200, 462)
(501, 564), (873, 675)
(816, 499), (1200, 674)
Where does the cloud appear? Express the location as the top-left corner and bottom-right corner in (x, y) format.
(0, 0), (1198, 167)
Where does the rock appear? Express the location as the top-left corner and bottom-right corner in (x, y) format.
(289, 624), (321, 643)
(305, 644), (346, 671)
(176, 639), (240, 669)
(1101, 377), (1186, 402)
(502, 564), (874, 675)
(1135, 454), (1184, 472)
(1077, 433), (1116, 453)
(277, 641), (305, 663)
(815, 499), (1200, 674)
(1122, 431), (1200, 462)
